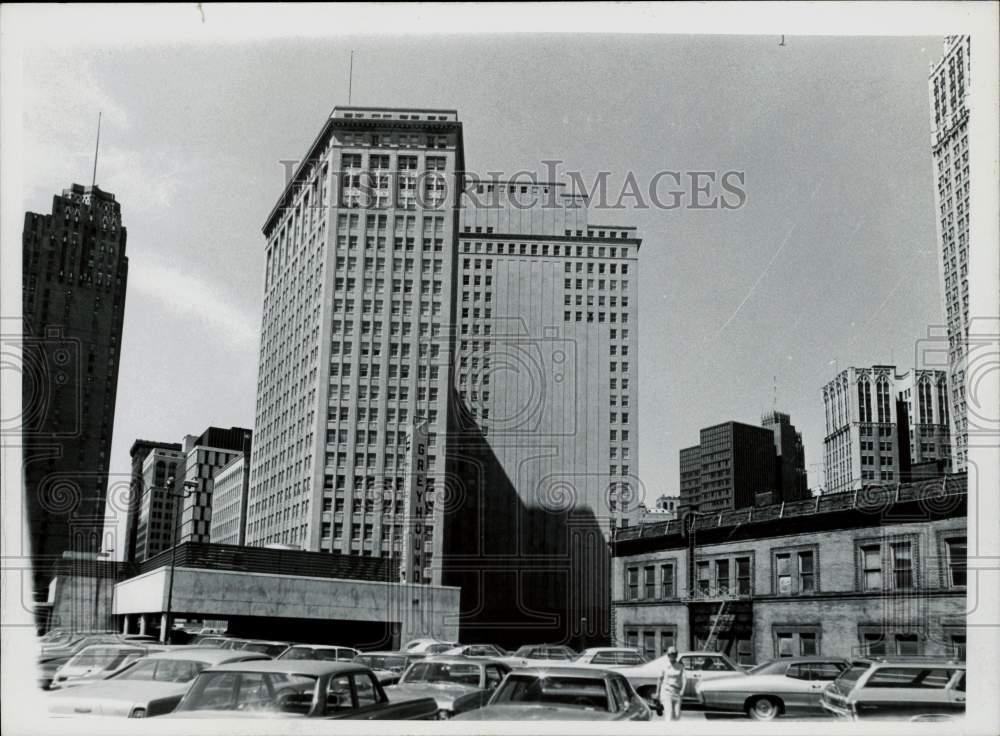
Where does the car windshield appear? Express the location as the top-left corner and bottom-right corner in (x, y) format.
(834, 663), (873, 688)
(748, 659), (788, 676)
(178, 671), (318, 713)
(67, 646), (144, 669)
(356, 655), (406, 671)
(402, 662), (481, 686)
(492, 675), (611, 712)
(112, 658), (209, 683)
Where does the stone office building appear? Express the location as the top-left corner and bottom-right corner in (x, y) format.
(611, 474), (967, 666)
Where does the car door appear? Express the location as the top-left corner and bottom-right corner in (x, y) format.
(778, 664), (818, 712)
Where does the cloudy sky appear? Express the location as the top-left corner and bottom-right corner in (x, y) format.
(11, 17), (950, 548)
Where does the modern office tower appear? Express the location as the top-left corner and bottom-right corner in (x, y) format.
(210, 454), (250, 546)
(445, 181), (641, 645)
(21, 183), (129, 601)
(822, 366), (951, 493)
(246, 107), (463, 586)
(133, 445), (186, 561)
(178, 426), (252, 544)
(678, 422), (778, 514)
(125, 440), (182, 563)
(929, 35), (970, 471)
(761, 411), (810, 502)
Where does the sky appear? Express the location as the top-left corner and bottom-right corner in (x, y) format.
(14, 31), (949, 551)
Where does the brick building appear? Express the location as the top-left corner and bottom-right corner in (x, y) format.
(611, 474), (967, 666)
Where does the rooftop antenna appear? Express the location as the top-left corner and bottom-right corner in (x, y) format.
(91, 111), (102, 188)
(348, 50), (354, 105)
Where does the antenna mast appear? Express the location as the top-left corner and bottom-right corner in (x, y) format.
(348, 51), (354, 105)
(91, 111), (102, 188)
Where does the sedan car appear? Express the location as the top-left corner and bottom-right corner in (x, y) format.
(385, 655), (511, 719)
(452, 666), (651, 721)
(39, 633), (142, 689)
(166, 660), (439, 719)
(49, 643), (169, 690)
(353, 651), (426, 686)
(442, 644), (508, 658)
(46, 649), (271, 717)
(575, 648), (647, 666)
(277, 644), (359, 662)
(608, 650), (745, 703)
(697, 656), (850, 720)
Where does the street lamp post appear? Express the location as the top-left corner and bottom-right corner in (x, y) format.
(161, 477), (197, 644)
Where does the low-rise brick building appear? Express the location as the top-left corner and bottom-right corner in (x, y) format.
(610, 474), (967, 666)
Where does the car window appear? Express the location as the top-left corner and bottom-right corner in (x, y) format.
(810, 663), (846, 681)
(326, 674), (354, 714)
(865, 668), (957, 689)
(681, 656), (709, 671)
(493, 675), (612, 712)
(485, 666), (504, 689)
(617, 652), (645, 665)
(353, 673), (378, 707)
(955, 673), (966, 693)
(610, 676), (633, 712)
(592, 652), (618, 664)
(404, 662), (482, 686)
(786, 664), (807, 680)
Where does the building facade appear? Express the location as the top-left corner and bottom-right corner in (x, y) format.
(612, 475), (967, 666)
(761, 411), (810, 502)
(21, 183), (129, 601)
(210, 454), (250, 546)
(125, 440), (182, 563)
(929, 35), (970, 471)
(178, 426), (252, 544)
(134, 446), (185, 561)
(678, 422), (778, 515)
(822, 366), (951, 494)
(246, 105), (641, 644)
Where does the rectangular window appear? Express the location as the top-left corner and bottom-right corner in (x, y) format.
(861, 544), (882, 591)
(736, 557), (751, 595)
(891, 542), (913, 589)
(660, 563), (675, 599)
(715, 559), (730, 595)
(946, 537), (967, 587)
(642, 631), (656, 661)
(627, 567), (639, 600)
(798, 551), (815, 593)
(696, 561), (710, 595)
(776, 554), (792, 595)
(643, 566), (655, 599)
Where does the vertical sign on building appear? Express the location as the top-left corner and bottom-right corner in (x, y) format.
(400, 419), (429, 583)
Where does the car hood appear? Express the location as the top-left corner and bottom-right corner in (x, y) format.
(385, 682), (479, 708)
(453, 704), (616, 721)
(47, 680), (190, 716)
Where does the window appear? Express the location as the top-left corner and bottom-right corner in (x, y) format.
(626, 567), (639, 600)
(865, 667), (957, 689)
(776, 554), (792, 595)
(945, 537), (967, 587)
(643, 566), (655, 599)
(736, 557), (751, 595)
(660, 563), (675, 599)
(860, 627), (923, 656)
(773, 626), (821, 657)
(696, 561), (710, 594)
(715, 559), (730, 595)
(773, 547), (816, 594)
(861, 544), (882, 591)
(891, 542), (913, 589)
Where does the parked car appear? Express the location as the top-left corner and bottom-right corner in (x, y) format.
(695, 656), (850, 720)
(574, 647), (647, 666)
(501, 644), (578, 667)
(442, 644), (508, 658)
(46, 649), (271, 717)
(611, 650), (745, 703)
(39, 633), (141, 689)
(49, 643), (170, 690)
(191, 635), (231, 647)
(277, 644), (359, 662)
(217, 638), (290, 657)
(166, 660), (439, 719)
(385, 655), (511, 719)
(402, 638), (458, 654)
(452, 666), (651, 721)
(353, 651), (426, 686)
(821, 657), (966, 720)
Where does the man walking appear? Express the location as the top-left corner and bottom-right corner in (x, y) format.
(657, 646), (685, 721)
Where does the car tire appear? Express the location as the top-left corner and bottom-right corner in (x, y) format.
(747, 696), (781, 721)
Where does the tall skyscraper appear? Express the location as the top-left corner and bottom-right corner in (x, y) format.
(678, 421), (777, 514)
(133, 444), (186, 561)
(822, 366), (951, 493)
(761, 411), (810, 501)
(22, 183), (128, 602)
(929, 35), (970, 471)
(126, 439), (182, 562)
(246, 106), (641, 643)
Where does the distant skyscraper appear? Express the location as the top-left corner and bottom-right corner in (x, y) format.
(822, 366), (951, 493)
(126, 439), (182, 563)
(22, 183), (128, 603)
(133, 445), (186, 561)
(761, 411), (810, 502)
(929, 35), (970, 470)
(178, 426), (252, 544)
(678, 422), (777, 514)
(210, 454), (251, 547)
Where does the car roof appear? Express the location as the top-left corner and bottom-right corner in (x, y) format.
(241, 639), (290, 646)
(582, 647), (637, 654)
(358, 650), (410, 656)
(143, 648), (268, 664)
(286, 643), (355, 649)
(859, 657), (966, 667)
(508, 666), (618, 678)
(205, 659), (364, 676)
(420, 655), (493, 665)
